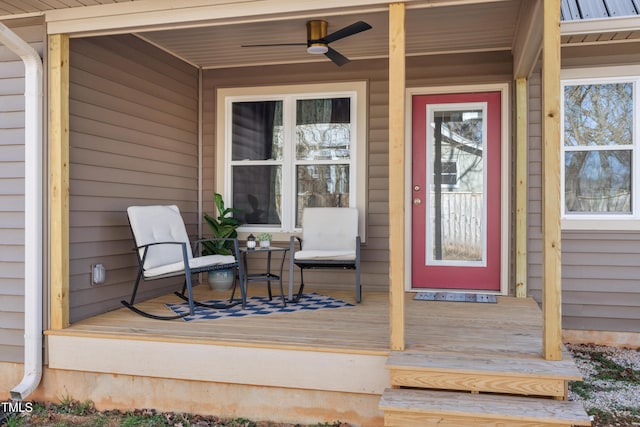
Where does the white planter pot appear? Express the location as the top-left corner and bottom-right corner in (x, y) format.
(207, 268), (235, 291)
(259, 240), (270, 248)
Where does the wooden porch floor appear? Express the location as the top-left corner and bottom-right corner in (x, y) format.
(62, 286), (552, 359)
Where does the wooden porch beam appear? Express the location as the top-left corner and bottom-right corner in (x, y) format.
(49, 33), (70, 330)
(513, 0), (542, 79)
(388, 2), (406, 351)
(515, 78), (528, 298)
(542, 0), (562, 361)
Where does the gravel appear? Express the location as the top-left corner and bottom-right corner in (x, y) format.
(567, 343), (640, 425)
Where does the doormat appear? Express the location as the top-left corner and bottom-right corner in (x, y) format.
(166, 292), (354, 321)
(413, 292), (497, 303)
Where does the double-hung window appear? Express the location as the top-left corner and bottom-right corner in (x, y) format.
(216, 82), (367, 237)
(561, 69), (640, 230)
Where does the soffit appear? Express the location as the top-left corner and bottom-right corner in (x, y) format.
(560, 0), (640, 46)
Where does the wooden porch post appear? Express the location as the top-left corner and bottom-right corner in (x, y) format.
(542, 0), (563, 360)
(515, 77), (528, 298)
(49, 34), (70, 330)
(389, 2), (406, 351)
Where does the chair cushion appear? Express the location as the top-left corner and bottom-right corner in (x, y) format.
(144, 254), (236, 278)
(294, 249), (356, 261)
(301, 207), (358, 251)
(127, 205), (194, 269)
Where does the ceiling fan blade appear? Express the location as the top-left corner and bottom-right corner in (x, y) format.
(241, 43), (307, 47)
(325, 47), (350, 66)
(321, 21), (372, 44)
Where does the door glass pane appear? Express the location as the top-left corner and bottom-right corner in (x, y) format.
(231, 101), (283, 161)
(296, 98), (351, 160)
(428, 108), (485, 264)
(296, 165), (350, 227)
(232, 165), (282, 226)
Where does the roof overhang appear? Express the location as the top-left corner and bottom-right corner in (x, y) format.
(561, 15), (640, 46)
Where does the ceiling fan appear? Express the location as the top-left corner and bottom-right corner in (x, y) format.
(242, 20), (372, 66)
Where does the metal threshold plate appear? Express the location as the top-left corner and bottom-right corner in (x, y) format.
(413, 292), (497, 303)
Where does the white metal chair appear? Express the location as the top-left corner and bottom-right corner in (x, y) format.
(123, 205), (246, 320)
(289, 207), (361, 303)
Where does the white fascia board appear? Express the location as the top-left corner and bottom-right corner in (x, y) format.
(44, 0), (501, 37)
(561, 15), (640, 36)
(45, 0), (393, 36)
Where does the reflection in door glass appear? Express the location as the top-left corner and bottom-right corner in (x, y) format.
(428, 108), (485, 263)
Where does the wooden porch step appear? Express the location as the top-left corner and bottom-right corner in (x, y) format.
(386, 351), (583, 398)
(379, 388), (591, 427)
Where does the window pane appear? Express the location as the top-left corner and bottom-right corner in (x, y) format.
(564, 150), (631, 213)
(296, 165), (349, 227)
(232, 165), (282, 225)
(440, 161), (458, 187)
(232, 101), (283, 161)
(296, 98), (351, 161)
(564, 83), (633, 147)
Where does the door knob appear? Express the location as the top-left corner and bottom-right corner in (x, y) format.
(414, 198), (422, 205)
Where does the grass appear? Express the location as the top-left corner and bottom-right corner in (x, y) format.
(1, 400), (349, 427)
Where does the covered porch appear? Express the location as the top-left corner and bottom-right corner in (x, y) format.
(43, 286), (587, 425)
(39, 0), (581, 424)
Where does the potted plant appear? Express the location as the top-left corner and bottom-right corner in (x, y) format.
(203, 193), (242, 290)
(257, 232), (272, 248)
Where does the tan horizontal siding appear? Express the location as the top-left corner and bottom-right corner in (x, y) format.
(0, 277), (20, 296)
(0, 19), (44, 363)
(0, 245), (22, 262)
(0, 312), (23, 329)
(0, 344), (23, 363)
(563, 316), (640, 332)
(0, 326), (25, 362)
(527, 59), (640, 334)
(0, 294), (22, 311)
(68, 34), (199, 323)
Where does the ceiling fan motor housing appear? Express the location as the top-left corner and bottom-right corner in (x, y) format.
(307, 20), (328, 54)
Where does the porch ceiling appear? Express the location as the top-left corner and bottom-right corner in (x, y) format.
(0, 0), (528, 70)
(133, 2), (523, 69)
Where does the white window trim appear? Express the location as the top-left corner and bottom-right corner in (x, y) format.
(216, 81), (368, 241)
(561, 66), (640, 231)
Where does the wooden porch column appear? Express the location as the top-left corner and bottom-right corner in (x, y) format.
(542, 0), (563, 360)
(515, 77), (528, 298)
(388, 2), (406, 351)
(49, 34), (70, 330)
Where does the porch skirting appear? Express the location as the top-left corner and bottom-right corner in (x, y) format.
(0, 358), (385, 426)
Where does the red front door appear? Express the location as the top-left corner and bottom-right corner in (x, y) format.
(411, 92), (501, 291)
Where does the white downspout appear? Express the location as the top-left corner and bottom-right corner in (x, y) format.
(0, 23), (44, 401)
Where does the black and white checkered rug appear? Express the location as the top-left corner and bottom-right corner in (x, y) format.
(166, 292), (354, 321)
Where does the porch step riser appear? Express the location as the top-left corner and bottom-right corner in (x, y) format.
(384, 411), (579, 427)
(379, 389), (591, 427)
(390, 368), (566, 397)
